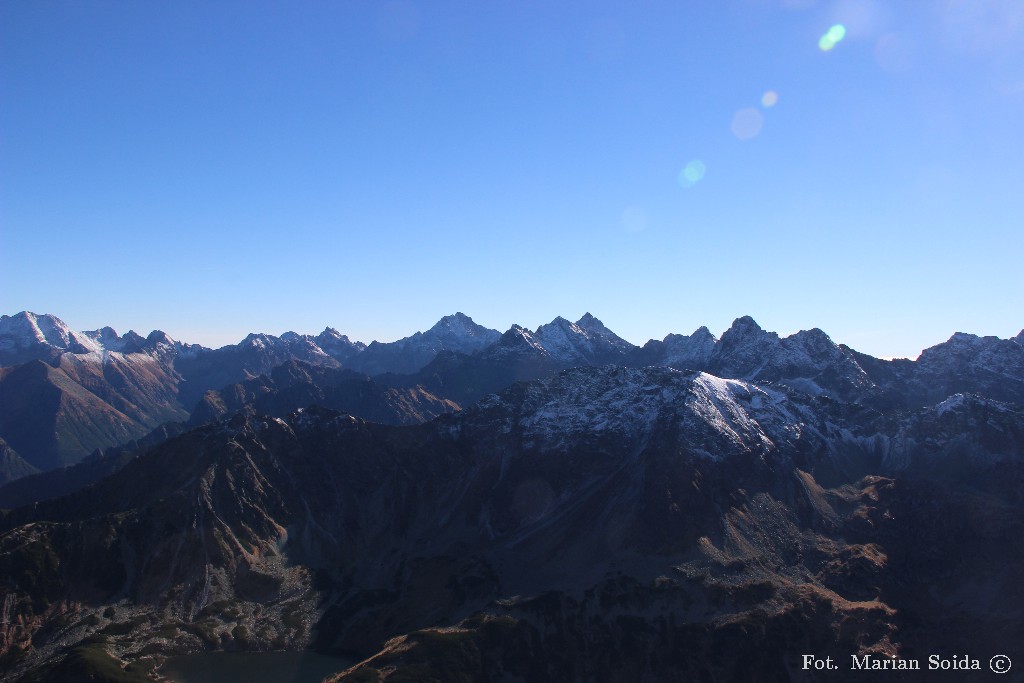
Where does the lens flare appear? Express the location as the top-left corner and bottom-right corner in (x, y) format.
(730, 108), (764, 140)
(819, 24), (846, 51)
(761, 90), (779, 107)
(678, 160), (706, 188)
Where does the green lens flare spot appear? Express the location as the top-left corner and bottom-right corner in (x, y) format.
(819, 24), (846, 51)
(678, 161), (707, 188)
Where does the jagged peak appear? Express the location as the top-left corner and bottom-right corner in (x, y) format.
(495, 325), (548, 354)
(470, 365), (781, 456)
(794, 326), (829, 338)
(532, 315), (634, 362)
(576, 312), (606, 330)
(536, 316), (574, 333)
(575, 312), (627, 339)
(3, 311), (48, 324)
(660, 326), (716, 345)
(725, 315), (762, 335)
(789, 327), (834, 346)
(145, 330), (174, 346)
(2, 311), (70, 334)
(316, 327), (363, 348)
(918, 332), (1013, 361)
(279, 331), (330, 347)
(0, 311), (100, 354)
(240, 332), (278, 348)
(504, 324), (537, 340)
(715, 316), (773, 352)
(427, 312), (492, 336)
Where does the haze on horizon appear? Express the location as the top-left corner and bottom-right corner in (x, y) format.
(2, 1), (1021, 360)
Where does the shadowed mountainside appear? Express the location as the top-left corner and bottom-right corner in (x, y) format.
(1, 365), (1021, 681)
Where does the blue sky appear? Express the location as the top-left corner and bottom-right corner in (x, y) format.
(2, 1), (1022, 358)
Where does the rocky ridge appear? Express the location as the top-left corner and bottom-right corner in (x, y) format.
(0, 360), (1021, 681)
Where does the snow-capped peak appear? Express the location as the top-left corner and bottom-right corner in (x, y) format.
(721, 315), (765, 339)
(468, 366), (788, 459)
(82, 326), (123, 349)
(314, 327), (366, 362)
(145, 330), (175, 348)
(241, 333), (275, 350)
(532, 314), (634, 366)
(495, 325), (550, 356)
(422, 313), (500, 351)
(575, 312), (610, 334)
(317, 327), (351, 343)
(534, 316), (582, 339)
(653, 327), (717, 370)
(0, 311), (101, 356)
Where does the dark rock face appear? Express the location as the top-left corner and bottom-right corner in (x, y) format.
(907, 333), (1024, 407)
(172, 332), (342, 409)
(0, 422), (188, 509)
(0, 437), (38, 487)
(403, 325), (565, 406)
(189, 360), (459, 427)
(2, 364), (1021, 681)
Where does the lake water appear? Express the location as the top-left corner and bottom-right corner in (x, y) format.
(159, 651), (356, 683)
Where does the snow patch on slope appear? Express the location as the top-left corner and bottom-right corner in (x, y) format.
(688, 373), (776, 453)
(471, 366), (798, 460)
(0, 311), (101, 355)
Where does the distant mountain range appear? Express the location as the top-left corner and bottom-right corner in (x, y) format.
(2, 309), (1023, 680)
(0, 311), (497, 478)
(2, 310), (1022, 485)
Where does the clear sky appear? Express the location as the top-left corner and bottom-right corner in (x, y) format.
(2, 1), (1022, 359)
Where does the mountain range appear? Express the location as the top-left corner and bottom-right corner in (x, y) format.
(0, 311), (498, 479)
(2, 309), (1023, 492)
(0, 310), (1022, 682)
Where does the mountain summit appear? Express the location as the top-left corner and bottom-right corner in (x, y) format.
(0, 311), (101, 364)
(347, 313), (501, 375)
(532, 313), (634, 366)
